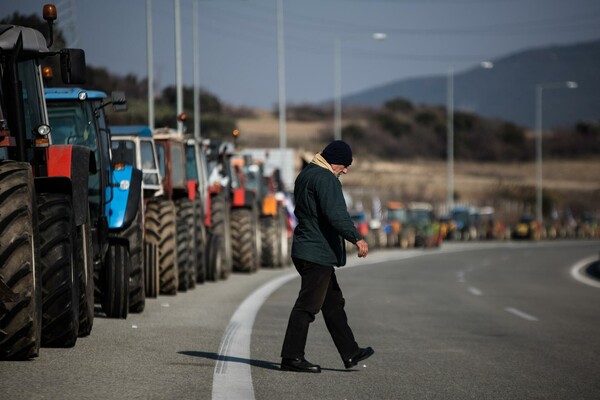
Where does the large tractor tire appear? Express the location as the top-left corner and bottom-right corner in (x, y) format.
(231, 208), (258, 272)
(260, 216), (279, 268)
(210, 193), (231, 280)
(193, 200), (207, 284)
(145, 200), (178, 295)
(0, 162), (42, 359)
(252, 205), (262, 273)
(75, 217), (94, 337)
(101, 242), (130, 319)
(144, 241), (159, 298)
(122, 205), (145, 313)
(37, 192), (79, 347)
(205, 233), (223, 282)
(177, 199), (197, 290)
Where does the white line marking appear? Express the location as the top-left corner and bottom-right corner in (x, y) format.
(570, 255), (600, 289)
(504, 307), (538, 321)
(212, 272), (296, 400)
(468, 287), (483, 296)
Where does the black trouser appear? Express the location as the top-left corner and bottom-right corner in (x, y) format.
(280, 258), (359, 361)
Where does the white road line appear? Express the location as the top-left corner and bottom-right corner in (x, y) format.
(504, 307), (539, 321)
(467, 286), (483, 296)
(570, 255), (600, 289)
(212, 272), (297, 400)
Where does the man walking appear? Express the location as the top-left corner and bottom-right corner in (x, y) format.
(280, 140), (374, 373)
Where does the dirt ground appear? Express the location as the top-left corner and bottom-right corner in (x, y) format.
(237, 112), (600, 218)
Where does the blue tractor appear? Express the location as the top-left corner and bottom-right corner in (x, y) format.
(109, 125), (172, 297)
(45, 88), (143, 318)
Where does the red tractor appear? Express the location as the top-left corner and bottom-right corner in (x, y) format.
(1, 5), (91, 358)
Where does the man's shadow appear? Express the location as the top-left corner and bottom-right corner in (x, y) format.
(178, 351), (351, 372)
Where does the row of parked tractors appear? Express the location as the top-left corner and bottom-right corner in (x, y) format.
(0, 5), (291, 360)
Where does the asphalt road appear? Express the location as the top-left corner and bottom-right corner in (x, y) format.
(1, 240), (599, 400)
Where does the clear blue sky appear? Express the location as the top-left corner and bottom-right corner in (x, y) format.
(3, 0), (600, 109)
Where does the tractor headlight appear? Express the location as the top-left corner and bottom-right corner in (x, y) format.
(119, 180), (130, 191)
(36, 124), (51, 136)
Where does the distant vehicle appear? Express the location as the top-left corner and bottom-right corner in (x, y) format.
(407, 202), (442, 248)
(383, 201), (415, 248)
(349, 210), (370, 238)
(449, 206), (478, 240)
(476, 206), (510, 240)
(512, 215), (541, 240)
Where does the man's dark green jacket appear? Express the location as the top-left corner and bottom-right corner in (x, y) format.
(291, 162), (362, 267)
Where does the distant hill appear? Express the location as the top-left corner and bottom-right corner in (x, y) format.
(342, 39), (600, 129)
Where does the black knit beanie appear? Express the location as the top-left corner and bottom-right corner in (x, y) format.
(321, 140), (353, 167)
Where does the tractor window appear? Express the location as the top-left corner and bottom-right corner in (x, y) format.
(185, 144), (198, 180)
(140, 140), (159, 186)
(47, 100), (102, 221)
(156, 143), (166, 180)
(17, 60), (45, 141)
(141, 141), (156, 170)
(111, 140), (136, 166)
(387, 209), (407, 222)
(170, 145), (185, 187)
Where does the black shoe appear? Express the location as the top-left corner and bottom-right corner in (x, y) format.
(280, 357), (322, 373)
(344, 347), (374, 369)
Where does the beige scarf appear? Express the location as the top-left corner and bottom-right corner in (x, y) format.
(310, 152), (334, 174)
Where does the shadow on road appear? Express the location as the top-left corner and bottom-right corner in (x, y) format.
(178, 351), (353, 372)
(179, 351), (280, 370)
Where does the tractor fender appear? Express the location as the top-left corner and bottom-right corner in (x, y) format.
(232, 188), (256, 208)
(262, 194), (278, 217)
(46, 145), (96, 226)
(34, 176), (72, 198)
(107, 166), (142, 230)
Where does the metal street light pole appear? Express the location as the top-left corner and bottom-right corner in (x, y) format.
(446, 66), (454, 210)
(193, 0), (201, 140)
(446, 61), (493, 211)
(146, 0), (154, 131)
(534, 81), (577, 224)
(334, 32), (386, 141)
(276, 0), (287, 184)
(174, 0), (183, 134)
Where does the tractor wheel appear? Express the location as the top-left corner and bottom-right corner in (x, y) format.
(123, 205), (145, 313)
(194, 200), (207, 284)
(38, 192), (79, 347)
(261, 216), (278, 268)
(101, 242), (130, 319)
(175, 203), (191, 292)
(144, 241), (159, 298)
(231, 208), (258, 272)
(210, 193), (231, 280)
(0, 162), (42, 359)
(177, 199), (197, 289)
(205, 233), (223, 282)
(145, 200), (179, 295)
(75, 217), (94, 337)
(252, 204), (262, 272)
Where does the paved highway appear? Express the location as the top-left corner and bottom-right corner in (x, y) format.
(1, 241), (599, 399)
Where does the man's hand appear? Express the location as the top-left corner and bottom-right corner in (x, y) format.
(355, 239), (369, 258)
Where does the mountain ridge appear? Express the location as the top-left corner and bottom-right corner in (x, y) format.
(340, 38), (600, 129)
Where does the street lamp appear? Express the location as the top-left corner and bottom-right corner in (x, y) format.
(534, 81), (578, 224)
(446, 61), (494, 211)
(334, 32), (386, 141)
